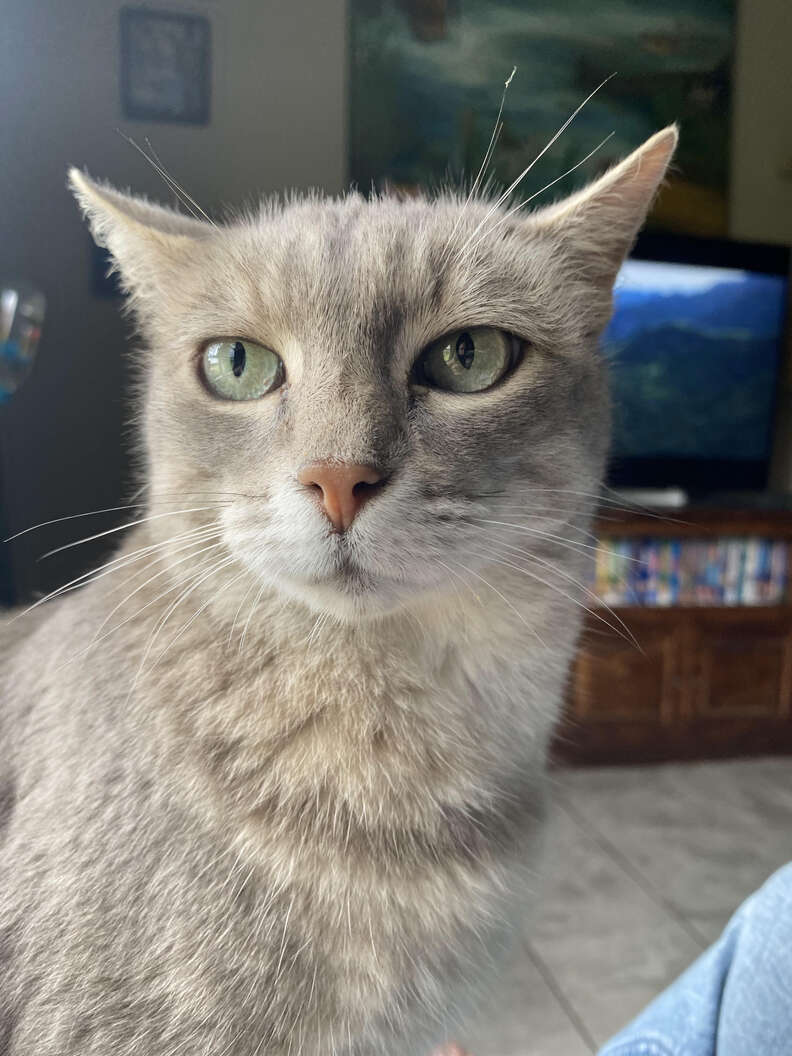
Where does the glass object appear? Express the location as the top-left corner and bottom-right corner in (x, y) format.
(0, 282), (45, 402)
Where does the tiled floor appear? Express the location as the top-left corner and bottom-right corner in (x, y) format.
(467, 757), (792, 1056)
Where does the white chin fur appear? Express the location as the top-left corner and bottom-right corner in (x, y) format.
(274, 572), (416, 622)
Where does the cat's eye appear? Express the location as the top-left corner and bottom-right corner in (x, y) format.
(201, 339), (284, 401)
(415, 327), (517, 393)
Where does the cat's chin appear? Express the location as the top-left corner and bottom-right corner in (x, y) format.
(277, 570), (415, 623)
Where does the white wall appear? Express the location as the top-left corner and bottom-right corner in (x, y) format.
(0, 0), (348, 597)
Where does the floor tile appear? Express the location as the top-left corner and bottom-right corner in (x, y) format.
(467, 759), (792, 1052)
(525, 801), (701, 1049)
(683, 911), (735, 947)
(551, 760), (792, 921)
(465, 938), (593, 1056)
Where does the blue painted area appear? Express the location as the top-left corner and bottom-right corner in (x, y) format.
(602, 263), (786, 461)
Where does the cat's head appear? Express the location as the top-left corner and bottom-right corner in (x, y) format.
(70, 128), (675, 623)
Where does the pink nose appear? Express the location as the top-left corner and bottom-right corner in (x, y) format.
(297, 461), (385, 533)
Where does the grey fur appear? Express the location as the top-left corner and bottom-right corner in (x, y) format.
(0, 127), (676, 1054)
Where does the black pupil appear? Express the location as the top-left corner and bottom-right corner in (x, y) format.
(456, 332), (475, 369)
(231, 341), (246, 378)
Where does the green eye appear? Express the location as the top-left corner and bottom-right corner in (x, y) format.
(416, 327), (516, 393)
(202, 339), (284, 401)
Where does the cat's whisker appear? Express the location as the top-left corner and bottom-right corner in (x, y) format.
(465, 131), (615, 257)
(435, 557), (548, 650)
(10, 522), (222, 622)
(228, 576), (260, 646)
(4, 499), (227, 543)
(303, 610), (325, 649)
(155, 567), (250, 672)
(484, 510), (603, 545)
(53, 546), (228, 673)
(238, 581), (269, 655)
(465, 540), (641, 651)
(142, 135), (219, 230)
(440, 66), (517, 263)
(37, 506), (224, 561)
(512, 485), (685, 521)
(471, 517), (623, 562)
(489, 504), (626, 526)
(485, 533), (638, 630)
(116, 128), (217, 227)
(19, 529), (221, 618)
(128, 555), (239, 697)
(457, 74), (614, 257)
(88, 538), (226, 647)
(519, 545), (643, 652)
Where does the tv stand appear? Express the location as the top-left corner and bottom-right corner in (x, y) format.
(552, 504), (792, 765)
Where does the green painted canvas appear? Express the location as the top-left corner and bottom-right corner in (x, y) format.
(350, 0), (733, 236)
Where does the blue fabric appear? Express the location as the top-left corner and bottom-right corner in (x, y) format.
(598, 863), (792, 1056)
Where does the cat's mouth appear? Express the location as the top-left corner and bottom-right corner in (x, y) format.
(282, 546), (377, 592)
(321, 555), (379, 593)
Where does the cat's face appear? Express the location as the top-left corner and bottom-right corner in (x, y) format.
(71, 128), (675, 621)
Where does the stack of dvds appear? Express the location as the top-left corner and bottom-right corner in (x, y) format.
(592, 537), (789, 607)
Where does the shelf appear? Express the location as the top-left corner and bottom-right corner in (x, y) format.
(591, 605), (792, 617)
(594, 506), (792, 539)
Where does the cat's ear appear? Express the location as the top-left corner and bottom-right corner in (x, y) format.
(68, 169), (209, 301)
(532, 126), (678, 292)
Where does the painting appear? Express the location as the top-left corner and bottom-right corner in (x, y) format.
(350, 0), (734, 236)
(120, 8), (211, 125)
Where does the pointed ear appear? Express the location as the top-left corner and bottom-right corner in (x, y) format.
(533, 126), (678, 292)
(68, 168), (210, 303)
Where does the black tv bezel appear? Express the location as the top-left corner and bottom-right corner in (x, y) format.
(604, 232), (791, 494)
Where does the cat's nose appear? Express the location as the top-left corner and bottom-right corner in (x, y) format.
(297, 461), (386, 533)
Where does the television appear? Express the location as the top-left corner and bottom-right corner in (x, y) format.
(603, 234), (790, 493)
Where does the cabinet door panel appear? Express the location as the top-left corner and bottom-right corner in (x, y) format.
(572, 615), (682, 724)
(689, 615), (792, 719)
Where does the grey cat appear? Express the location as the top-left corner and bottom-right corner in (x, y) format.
(0, 126), (676, 1055)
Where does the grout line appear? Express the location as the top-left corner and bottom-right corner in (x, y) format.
(553, 793), (711, 951)
(523, 938), (599, 1054)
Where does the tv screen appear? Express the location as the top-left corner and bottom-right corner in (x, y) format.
(603, 235), (790, 492)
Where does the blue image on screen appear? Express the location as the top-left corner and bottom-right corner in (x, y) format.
(602, 260), (787, 462)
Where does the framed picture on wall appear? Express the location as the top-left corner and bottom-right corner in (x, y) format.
(350, 0), (734, 238)
(120, 7), (211, 125)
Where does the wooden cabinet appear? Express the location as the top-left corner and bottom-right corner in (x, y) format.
(552, 507), (792, 765)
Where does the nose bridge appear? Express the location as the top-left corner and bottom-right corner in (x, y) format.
(293, 371), (403, 471)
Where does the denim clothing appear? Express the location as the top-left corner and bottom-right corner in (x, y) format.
(599, 863), (792, 1056)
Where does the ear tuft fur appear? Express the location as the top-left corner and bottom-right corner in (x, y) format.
(68, 168), (209, 306)
(69, 168), (210, 245)
(532, 125), (679, 291)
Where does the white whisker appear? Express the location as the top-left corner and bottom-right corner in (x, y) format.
(441, 66), (517, 260)
(128, 555), (238, 697)
(457, 74), (614, 256)
(155, 567), (249, 671)
(11, 523), (221, 622)
(53, 547), (228, 673)
(466, 540), (641, 651)
(37, 506), (223, 561)
(472, 518), (628, 562)
(4, 496), (233, 542)
(436, 557), (547, 650)
(89, 538), (226, 647)
(465, 131), (615, 257)
(238, 581), (268, 655)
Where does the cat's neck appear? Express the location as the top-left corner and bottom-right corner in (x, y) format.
(112, 523), (566, 840)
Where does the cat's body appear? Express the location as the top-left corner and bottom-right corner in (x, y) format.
(0, 530), (552, 1055)
(0, 127), (676, 1054)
